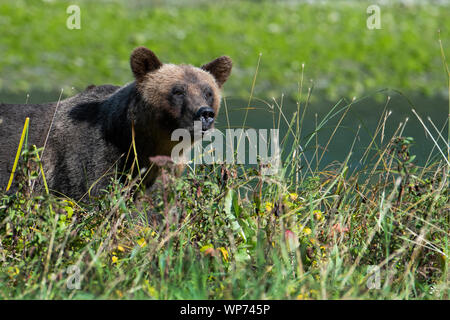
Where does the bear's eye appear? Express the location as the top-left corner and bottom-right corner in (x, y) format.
(203, 87), (213, 102)
(171, 87), (185, 97)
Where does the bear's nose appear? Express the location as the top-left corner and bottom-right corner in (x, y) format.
(195, 106), (215, 131)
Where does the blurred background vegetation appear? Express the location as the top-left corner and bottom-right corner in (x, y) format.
(0, 0), (449, 98)
(0, 0), (449, 165)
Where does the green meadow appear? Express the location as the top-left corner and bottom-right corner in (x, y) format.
(0, 0), (449, 99)
(0, 0), (449, 300)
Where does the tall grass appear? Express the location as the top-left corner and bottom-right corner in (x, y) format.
(0, 58), (449, 300)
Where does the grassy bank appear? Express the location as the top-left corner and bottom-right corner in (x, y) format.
(0, 0), (449, 301)
(0, 0), (449, 100)
(0, 90), (448, 299)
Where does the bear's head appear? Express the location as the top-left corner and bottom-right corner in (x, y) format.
(130, 46), (232, 136)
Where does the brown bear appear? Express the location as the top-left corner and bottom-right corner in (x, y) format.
(0, 47), (232, 200)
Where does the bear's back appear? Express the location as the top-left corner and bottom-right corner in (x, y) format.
(0, 101), (56, 191)
(0, 84), (121, 194)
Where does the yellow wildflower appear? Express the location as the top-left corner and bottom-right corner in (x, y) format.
(112, 256), (118, 263)
(313, 210), (323, 221)
(62, 199), (75, 207)
(218, 247), (229, 262)
(137, 238), (147, 248)
(289, 193), (298, 201)
(297, 293), (309, 300)
(265, 202), (273, 212)
(7, 267), (19, 277)
(144, 280), (158, 298)
(303, 227), (312, 236)
(148, 286), (157, 297)
(117, 245), (125, 252)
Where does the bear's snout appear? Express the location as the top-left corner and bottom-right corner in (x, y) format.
(194, 106), (215, 131)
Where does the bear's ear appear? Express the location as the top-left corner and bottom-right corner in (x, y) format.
(201, 56), (232, 88)
(130, 47), (163, 81)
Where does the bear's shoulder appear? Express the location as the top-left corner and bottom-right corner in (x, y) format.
(80, 84), (121, 100)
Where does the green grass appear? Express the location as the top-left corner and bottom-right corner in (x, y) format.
(0, 82), (448, 299)
(0, 0), (449, 100)
(0, 0), (449, 300)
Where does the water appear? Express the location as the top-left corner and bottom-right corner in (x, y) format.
(1, 89), (448, 169)
(221, 91), (449, 169)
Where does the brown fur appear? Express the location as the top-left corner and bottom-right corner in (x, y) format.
(0, 47), (232, 199)
(136, 64), (222, 133)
